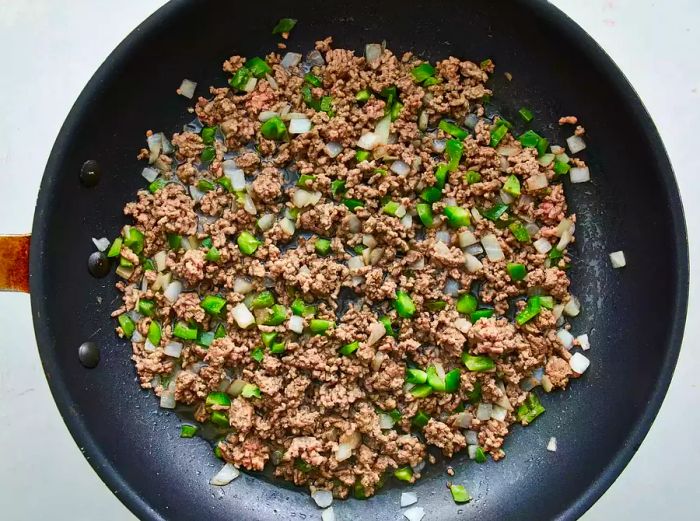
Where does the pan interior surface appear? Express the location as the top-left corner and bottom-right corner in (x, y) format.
(30, 1), (688, 520)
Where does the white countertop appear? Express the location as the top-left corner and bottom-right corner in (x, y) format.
(0, 1), (698, 519)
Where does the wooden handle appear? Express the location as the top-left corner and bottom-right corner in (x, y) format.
(0, 235), (30, 293)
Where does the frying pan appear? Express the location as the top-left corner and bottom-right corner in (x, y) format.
(0, 0), (688, 519)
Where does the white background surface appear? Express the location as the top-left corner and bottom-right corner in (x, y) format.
(0, 1), (697, 519)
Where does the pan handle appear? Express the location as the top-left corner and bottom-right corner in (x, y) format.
(0, 235), (30, 293)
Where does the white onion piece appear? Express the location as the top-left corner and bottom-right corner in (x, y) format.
(442, 197), (457, 207)
(567, 135), (587, 154)
(454, 411), (473, 429)
(258, 110), (278, 122)
(164, 341), (183, 358)
(403, 506), (425, 521)
(257, 214), (275, 231)
(210, 463), (240, 486)
(222, 162), (246, 190)
(569, 352), (590, 374)
(357, 132), (380, 150)
(390, 160), (410, 177)
(146, 133), (162, 164)
(465, 243), (484, 256)
(312, 490), (333, 508)
(570, 166), (591, 183)
(454, 318), (472, 334)
(481, 234), (504, 261)
(178, 79), (197, 99)
(444, 278), (460, 297)
(92, 237), (110, 251)
(127, 310), (142, 323)
(378, 413), (395, 430)
(243, 77), (257, 93)
(436, 230), (451, 243)
(154, 251), (167, 272)
(189, 185), (205, 203)
(432, 139), (446, 153)
(367, 321), (386, 346)
(609, 251), (626, 268)
(557, 329), (574, 349)
(401, 492), (418, 508)
(577, 334), (591, 351)
(280, 218), (296, 235)
(335, 443), (352, 462)
(347, 256), (364, 272)
(362, 234), (377, 249)
(418, 110), (429, 130)
(233, 277), (253, 294)
(557, 230), (573, 251)
(458, 230), (478, 247)
(180, 237), (192, 251)
(496, 144), (519, 157)
(554, 218), (574, 237)
(265, 73), (278, 90)
(491, 404), (508, 421)
(467, 445), (478, 459)
(563, 296), (581, 317)
(364, 43), (383, 65)
(400, 213), (413, 229)
(465, 430), (479, 445)
(526, 173), (549, 190)
(160, 133), (173, 154)
(324, 141), (343, 158)
(374, 115), (391, 144)
(347, 214), (361, 233)
(411, 458), (426, 473)
(470, 208), (482, 223)
(465, 253), (483, 273)
(547, 437), (558, 452)
(293, 189), (322, 207)
(144, 338), (156, 353)
(164, 281), (183, 303)
(306, 49), (325, 66)
(538, 153), (555, 166)
(159, 392), (176, 409)
(371, 351), (386, 371)
(289, 118), (312, 134)
(227, 379), (247, 396)
(141, 167), (159, 182)
(533, 238), (552, 254)
(132, 331), (145, 345)
(555, 152), (570, 164)
(322, 507), (335, 521)
(500, 190), (515, 205)
(550, 145), (565, 155)
(232, 303), (255, 328)
(464, 113), (479, 129)
(281, 52), (302, 68)
(524, 223), (540, 237)
(476, 403), (493, 421)
(288, 315), (304, 334)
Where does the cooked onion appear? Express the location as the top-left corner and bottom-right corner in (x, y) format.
(454, 318), (472, 334)
(538, 153), (555, 166)
(289, 118), (312, 134)
(390, 160), (410, 176)
(364, 43), (383, 65)
(144, 338), (156, 353)
(347, 214), (361, 233)
(458, 230), (478, 247)
(164, 341), (183, 358)
(154, 250), (167, 272)
(609, 250), (626, 268)
(286, 315), (303, 334)
(577, 333), (590, 351)
(141, 167), (159, 182)
(401, 492), (418, 507)
(491, 404), (508, 421)
(178, 78), (197, 99)
(374, 115), (391, 144)
(243, 77), (257, 93)
(257, 214), (275, 231)
(563, 295), (581, 316)
(281, 52), (302, 68)
(432, 139), (446, 153)
(464, 253), (483, 273)
(464, 113), (479, 129)
(160, 392), (176, 409)
(453, 411), (473, 428)
(569, 352), (590, 374)
(293, 189), (322, 207)
(436, 231), (450, 243)
(242, 193), (257, 215)
(481, 234), (504, 261)
(164, 281), (183, 303)
(526, 173), (549, 190)
(210, 462), (240, 486)
(378, 413), (395, 430)
(403, 506), (425, 521)
(92, 237), (110, 251)
(371, 351), (386, 371)
(367, 321), (386, 346)
(347, 256), (364, 272)
(476, 403), (493, 420)
(557, 229), (573, 250)
(566, 134), (586, 154)
(233, 277), (253, 294)
(418, 110), (429, 130)
(232, 303), (255, 328)
(312, 489), (333, 508)
(400, 213), (413, 229)
(496, 144), (519, 157)
(335, 443), (352, 462)
(152, 272), (171, 291)
(444, 278), (460, 296)
(465, 430), (478, 445)
(321, 507), (335, 521)
(547, 436), (558, 452)
(265, 73), (278, 90)
(533, 238), (552, 254)
(227, 379), (247, 396)
(280, 218), (296, 235)
(132, 330), (144, 343)
(324, 142), (343, 158)
(258, 110), (278, 122)
(357, 132), (380, 150)
(570, 166), (590, 183)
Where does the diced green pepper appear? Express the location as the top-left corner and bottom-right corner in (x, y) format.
(124, 227), (145, 255)
(107, 237), (122, 258)
(465, 170), (482, 184)
(229, 66), (251, 91)
(355, 89), (371, 103)
(474, 446), (487, 463)
(462, 353), (496, 372)
(173, 321), (198, 340)
(419, 186), (442, 203)
(443, 206), (471, 228)
(251, 347), (265, 363)
(200, 295), (227, 315)
(482, 203), (509, 221)
(516, 296), (542, 325)
(180, 424), (198, 438)
(518, 107), (534, 123)
(142, 258), (156, 271)
(244, 57), (271, 78)
(261, 332), (278, 348)
(309, 319), (333, 335)
(536, 137), (550, 157)
(517, 392), (546, 425)
(394, 291), (416, 318)
(147, 321), (161, 346)
(148, 178), (168, 193)
(210, 411), (229, 428)
(201, 126), (217, 145)
(214, 323), (227, 339)
(217, 176), (234, 193)
(260, 116), (287, 141)
(272, 17), (297, 34)
(200, 146), (216, 163)
(197, 179), (216, 192)
(118, 314), (135, 338)
(434, 163), (450, 189)
(426, 365), (446, 392)
(444, 369), (461, 393)
(445, 139), (463, 171)
(411, 384), (433, 398)
(241, 383), (261, 399)
(439, 119), (468, 140)
(355, 149), (370, 161)
(343, 198), (364, 212)
(467, 381), (482, 404)
(518, 130), (543, 148)
(269, 341), (286, 354)
(262, 304), (287, 326)
(509, 221), (531, 243)
(406, 368), (428, 384)
(394, 466), (414, 482)
(353, 481), (367, 500)
(339, 340), (360, 356)
(167, 233), (182, 250)
(205, 246), (221, 262)
(331, 179), (346, 196)
(250, 291), (275, 310)
(470, 309), (494, 322)
(456, 293), (478, 315)
(315, 238), (332, 256)
(425, 299), (447, 311)
(411, 62), (435, 83)
(206, 392), (231, 408)
(549, 248), (564, 261)
(290, 298), (316, 317)
(137, 299), (155, 317)
(382, 201), (403, 217)
(416, 203), (434, 227)
(379, 315), (397, 337)
(237, 231), (261, 255)
(412, 410), (431, 428)
(503, 175), (521, 196)
(506, 263), (527, 281)
(553, 160), (571, 175)
(489, 123), (509, 147)
(450, 484), (472, 504)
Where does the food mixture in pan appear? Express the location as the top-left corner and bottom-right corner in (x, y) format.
(106, 31), (593, 505)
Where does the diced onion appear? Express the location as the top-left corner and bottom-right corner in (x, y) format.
(289, 118), (312, 134)
(233, 277), (253, 294)
(570, 166), (590, 183)
(335, 443), (352, 462)
(141, 167), (159, 182)
(265, 73), (278, 90)
(557, 230), (573, 251)
(312, 490), (333, 508)
(401, 492), (418, 507)
(160, 392), (176, 409)
(210, 462), (240, 486)
(557, 329), (574, 349)
(444, 278), (460, 297)
(481, 234), (504, 261)
(609, 250), (626, 268)
(563, 295), (581, 317)
(465, 243), (484, 256)
(491, 404), (508, 422)
(526, 173), (549, 190)
(400, 213), (413, 229)
(378, 413), (395, 430)
(465, 253), (483, 273)
(550, 145), (565, 155)
(454, 411), (473, 429)
(362, 234), (377, 249)
(374, 115), (391, 144)
(164, 341), (183, 358)
(164, 281), (183, 303)
(324, 141), (343, 158)
(258, 111), (278, 122)
(243, 77), (257, 93)
(500, 190), (515, 205)
(569, 352), (590, 374)
(436, 231), (451, 244)
(577, 334), (591, 351)
(190, 185), (205, 203)
(458, 230), (478, 247)
(293, 189), (322, 208)
(283, 112), (308, 120)
(152, 272), (172, 292)
(178, 79), (197, 99)
(432, 139), (446, 153)
(92, 237), (110, 251)
(390, 160), (410, 177)
(257, 214), (275, 231)
(364, 43), (383, 65)
(322, 507), (335, 521)
(470, 208), (482, 223)
(538, 153), (555, 166)
(347, 214), (361, 233)
(280, 218), (296, 235)
(403, 506), (425, 521)
(227, 379), (247, 396)
(476, 403), (493, 420)
(288, 315), (304, 334)
(160, 133), (173, 154)
(468, 445), (478, 459)
(454, 318), (472, 334)
(496, 144), (519, 157)
(541, 375), (553, 392)
(132, 330), (144, 343)
(367, 321), (386, 346)
(533, 238), (552, 254)
(357, 132), (380, 150)
(154, 251), (167, 272)
(281, 52), (302, 68)
(347, 256), (365, 272)
(566, 134), (586, 154)
(442, 197), (457, 207)
(418, 111), (429, 130)
(243, 193), (257, 215)
(306, 49), (325, 66)
(465, 430), (479, 445)
(371, 351), (386, 371)
(144, 338), (156, 353)
(232, 303), (255, 328)
(146, 133), (162, 164)
(464, 113), (479, 129)
(547, 436), (558, 452)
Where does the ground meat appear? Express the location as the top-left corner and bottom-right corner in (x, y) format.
(113, 38), (581, 501)
(558, 115), (578, 125)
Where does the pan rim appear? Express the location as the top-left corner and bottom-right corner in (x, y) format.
(29, 0), (689, 520)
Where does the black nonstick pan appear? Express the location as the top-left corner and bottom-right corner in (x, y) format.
(0, 0), (688, 520)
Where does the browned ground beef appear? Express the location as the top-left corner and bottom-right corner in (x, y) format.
(109, 38), (586, 499)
